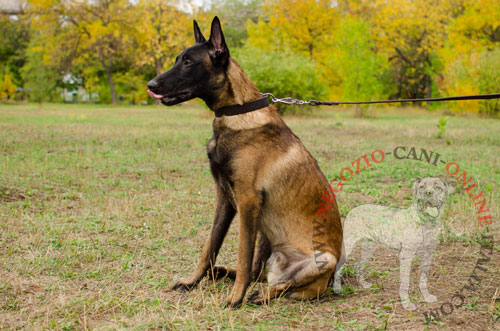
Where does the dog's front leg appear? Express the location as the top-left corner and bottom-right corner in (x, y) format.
(226, 195), (261, 308)
(398, 248), (417, 311)
(172, 187), (236, 291)
(419, 250), (437, 303)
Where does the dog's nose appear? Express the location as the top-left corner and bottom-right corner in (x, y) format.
(147, 80), (158, 90)
(425, 190), (433, 196)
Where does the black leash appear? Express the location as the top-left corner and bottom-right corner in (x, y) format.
(262, 92), (500, 106)
(214, 93), (500, 117)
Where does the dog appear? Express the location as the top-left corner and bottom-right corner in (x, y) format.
(146, 17), (342, 308)
(333, 177), (454, 311)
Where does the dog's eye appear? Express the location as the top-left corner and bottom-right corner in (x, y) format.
(183, 59), (192, 66)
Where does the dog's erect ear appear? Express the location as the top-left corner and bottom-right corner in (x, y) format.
(193, 20), (206, 44)
(445, 180), (456, 195)
(208, 16), (229, 66)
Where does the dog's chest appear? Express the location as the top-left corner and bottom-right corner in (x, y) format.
(206, 136), (236, 203)
(206, 136), (232, 175)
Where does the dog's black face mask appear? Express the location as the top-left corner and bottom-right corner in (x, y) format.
(147, 17), (229, 107)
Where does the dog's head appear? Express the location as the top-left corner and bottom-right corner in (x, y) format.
(146, 17), (229, 107)
(412, 177), (454, 219)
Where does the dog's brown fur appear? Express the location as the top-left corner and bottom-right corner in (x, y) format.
(151, 17), (343, 308)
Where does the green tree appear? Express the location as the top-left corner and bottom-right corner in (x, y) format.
(21, 38), (58, 104)
(209, 0), (262, 48)
(327, 16), (387, 103)
(233, 45), (327, 113)
(0, 15), (30, 87)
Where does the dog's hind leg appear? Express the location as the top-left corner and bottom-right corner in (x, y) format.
(333, 230), (359, 293)
(252, 232), (272, 282)
(247, 281), (292, 304)
(249, 250), (337, 304)
(357, 240), (376, 289)
(172, 189), (236, 291)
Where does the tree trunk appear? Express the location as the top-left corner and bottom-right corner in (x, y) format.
(104, 64), (117, 104)
(99, 50), (118, 104)
(155, 58), (163, 75)
(424, 74), (432, 98)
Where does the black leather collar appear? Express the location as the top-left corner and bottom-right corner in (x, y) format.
(214, 96), (269, 117)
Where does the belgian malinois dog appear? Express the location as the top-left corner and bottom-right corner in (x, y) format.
(147, 17), (342, 308)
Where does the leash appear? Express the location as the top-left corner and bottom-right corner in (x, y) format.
(214, 92), (500, 117)
(261, 92), (500, 106)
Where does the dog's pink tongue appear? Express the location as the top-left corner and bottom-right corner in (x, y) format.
(147, 89), (164, 99)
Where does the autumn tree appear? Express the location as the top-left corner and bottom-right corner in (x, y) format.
(0, 15), (29, 87)
(247, 0), (337, 59)
(30, 0), (139, 104)
(437, 0), (500, 114)
(135, 0), (192, 76)
(372, 0), (448, 99)
(0, 71), (17, 100)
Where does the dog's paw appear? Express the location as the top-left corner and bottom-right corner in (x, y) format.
(402, 300), (418, 311)
(359, 279), (372, 289)
(423, 294), (437, 303)
(171, 281), (197, 292)
(332, 283), (342, 294)
(247, 290), (267, 305)
(223, 298), (243, 309)
(207, 266), (237, 280)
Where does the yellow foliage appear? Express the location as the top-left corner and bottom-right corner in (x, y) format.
(247, 0), (340, 96)
(438, 0), (500, 114)
(19, 0), (499, 111)
(447, 81), (480, 114)
(135, 0), (192, 74)
(446, 0), (500, 53)
(0, 73), (17, 100)
(248, 0), (338, 59)
(373, 0), (448, 60)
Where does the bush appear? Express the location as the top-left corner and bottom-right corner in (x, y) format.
(114, 72), (148, 105)
(0, 72), (17, 100)
(440, 47), (500, 116)
(232, 45), (327, 113)
(477, 48), (500, 116)
(21, 41), (58, 104)
(326, 16), (388, 104)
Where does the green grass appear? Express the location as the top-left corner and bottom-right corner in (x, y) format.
(0, 102), (499, 329)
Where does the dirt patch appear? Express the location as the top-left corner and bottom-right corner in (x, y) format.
(0, 187), (27, 202)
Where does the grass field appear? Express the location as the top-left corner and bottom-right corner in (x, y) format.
(1, 102), (499, 330)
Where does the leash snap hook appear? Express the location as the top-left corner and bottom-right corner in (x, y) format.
(261, 92), (279, 104)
